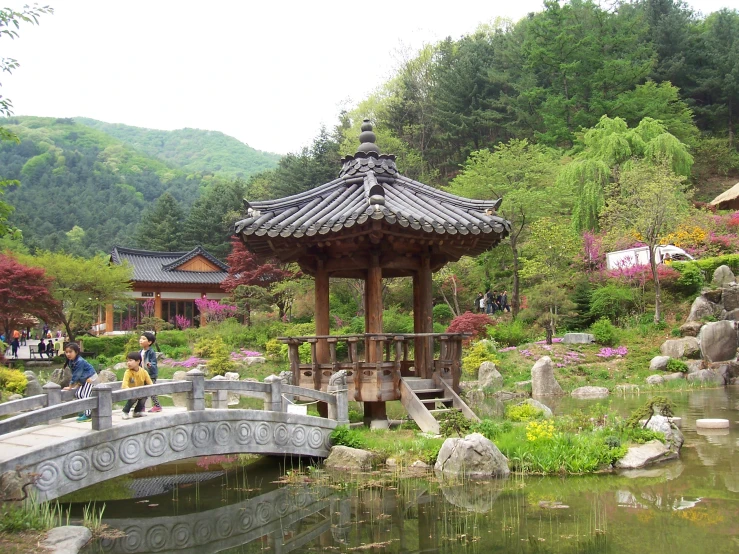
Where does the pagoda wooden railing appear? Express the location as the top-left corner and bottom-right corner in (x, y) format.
(277, 333), (467, 403)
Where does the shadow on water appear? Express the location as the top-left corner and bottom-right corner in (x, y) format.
(74, 388), (739, 553)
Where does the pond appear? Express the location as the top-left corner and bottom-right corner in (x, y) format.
(70, 387), (738, 554)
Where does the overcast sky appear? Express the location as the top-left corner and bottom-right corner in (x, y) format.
(3, 0), (737, 154)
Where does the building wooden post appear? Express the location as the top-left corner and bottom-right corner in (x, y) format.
(315, 260), (330, 364)
(414, 254), (433, 378)
(364, 251), (386, 426)
(105, 304), (114, 334)
(154, 293), (162, 319)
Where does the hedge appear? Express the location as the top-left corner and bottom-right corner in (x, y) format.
(81, 335), (130, 358)
(673, 253), (739, 284)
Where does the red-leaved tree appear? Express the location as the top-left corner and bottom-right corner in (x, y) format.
(446, 312), (494, 342)
(222, 237), (299, 325)
(0, 254), (60, 339)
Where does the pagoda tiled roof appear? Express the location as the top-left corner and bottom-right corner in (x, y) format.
(110, 246), (228, 284)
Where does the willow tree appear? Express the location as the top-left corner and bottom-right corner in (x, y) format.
(600, 161), (692, 323)
(446, 139), (560, 317)
(559, 115), (694, 231)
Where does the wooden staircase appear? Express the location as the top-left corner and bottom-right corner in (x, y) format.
(399, 375), (479, 434)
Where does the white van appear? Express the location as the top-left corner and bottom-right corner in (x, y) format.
(605, 245), (694, 270)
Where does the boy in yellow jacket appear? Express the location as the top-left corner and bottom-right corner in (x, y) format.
(121, 351), (153, 419)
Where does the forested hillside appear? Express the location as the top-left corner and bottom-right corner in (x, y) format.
(0, 117), (244, 257)
(75, 118), (280, 179)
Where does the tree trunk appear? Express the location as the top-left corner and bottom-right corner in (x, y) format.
(244, 300), (251, 327)
(64, 320), (74, 342)
(650, 245), (661, 324)
(729, 102), (734, 148)
(511, 238), (520, 318)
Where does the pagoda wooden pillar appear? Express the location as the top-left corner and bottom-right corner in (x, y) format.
(413, 255), (433, 378)
(315, 260), (330, 364)
(364, 252), (386, 425)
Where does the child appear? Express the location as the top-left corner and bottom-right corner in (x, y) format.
(139, 332), (161, 413)
(121, 351), (153, 419)
(62, 342), (98, 422)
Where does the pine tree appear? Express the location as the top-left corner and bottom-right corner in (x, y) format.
(132, 192), (185, 252)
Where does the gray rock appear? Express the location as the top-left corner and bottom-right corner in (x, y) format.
(24, 378), (43, 397)
(224, 371), (240, 405)
(517, 398), (553, 418)
(113, 362), (128, 371)
(531, 356), (564, 396)
(562, 333), (595, 344)
(645, 414), (684, 451)
(663, 372), (685, 381)
(478, 361), (503, 390)
(687, 369), (725, 385)
(679, 321), (703, 337)
(711, 265), (736, 287)
(410, 460), (430, 469)
(8, 393), (23, 401)
(434, 433), (510, 478)
(571, 386), (609, 398)
(224, 372), (240, 380)
(245, 357), (266, 365)
(703, 288), (724, 304)
(23, 370), (37, 380)
(660, 337), (700, 359)
(465, 389), (485, 404)
(43, 525), (92, 554)
(686, 360), (703, 372)
(724, 308), (739, 321)
(699, 320), (738, 362)
(98, 370), (117, 383)
(615, 440), (677, 469)
(646, 374), (665, 385)
(649, 356), (671, 371)
(49, 367), (72, 388)
(325, 445), (374, 471)
(722, 286), (739, 311)
(687, 295), (720, 322)
(439, 480), (505, 513)
(514, 380), (532, 388)
(171, 370), (189, 407)
(0, 470), (27, 501)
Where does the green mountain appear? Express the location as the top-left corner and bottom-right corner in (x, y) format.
(75, 117), (281, 179)
(0, 116), (230, 255)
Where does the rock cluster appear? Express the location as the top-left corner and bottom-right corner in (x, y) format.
(434, 433), (510, 478)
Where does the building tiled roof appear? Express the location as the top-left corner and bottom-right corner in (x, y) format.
(110, 246), (228, 285)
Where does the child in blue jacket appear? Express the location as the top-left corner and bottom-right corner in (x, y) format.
(62, 342), (98, 422)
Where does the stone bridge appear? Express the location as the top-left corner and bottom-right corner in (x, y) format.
(0, 370), (348, 502)
(97, 484), (344, 554)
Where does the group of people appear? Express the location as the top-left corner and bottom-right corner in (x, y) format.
(476, 289), (510, 314)
(2, 327), (66, 359)
(62, 331), (161, 423)
(37, 338), (63, 358)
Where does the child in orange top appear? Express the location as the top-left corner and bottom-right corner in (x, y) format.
(121, 351), (153, 419)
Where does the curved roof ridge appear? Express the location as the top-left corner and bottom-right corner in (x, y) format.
(161, 246), (228, 272)
(393, 175), (503, 209)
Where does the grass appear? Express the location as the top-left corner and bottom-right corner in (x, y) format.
(0, 498), (66, 533)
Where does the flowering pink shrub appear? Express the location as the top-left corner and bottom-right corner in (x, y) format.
(174, 315), (191, 330)
(195, 298), (237, 324)
(596, 346), (628, 358)
(142, 298), (155, 318)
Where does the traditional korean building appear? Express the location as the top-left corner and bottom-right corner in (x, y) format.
(234, 120), (511, 431)
(105, 246), (229, 332)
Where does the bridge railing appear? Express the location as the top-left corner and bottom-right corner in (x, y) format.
(0, 369), (349, 436)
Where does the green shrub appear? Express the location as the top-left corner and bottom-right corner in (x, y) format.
(159, 345), (191, 360)
(298, 342), (311, 364)
(590, 317), (619, 346)
(673, 254), (739, 284)
(348, 407), (364, 423)
(265, 339), (286, 361)
(82, 335), (131, 358)
(156, 330), (188, 348)
(673, 263), (704, 294)
(666, 358), (688, 373)
(0, 497), (65, 532)
(505, 403), (544, 422)
(432, 304), (454, 325)
(330, 426), (366, 449)
(461, 340), (498, 378)
(470, 419), (512, 440)
(382, 305), (414, 334)
(0, 367), (28, 394)
(437, 410), (472, 437)
(490, 319), (530, 346)
(208, 354), (236, 377)
(194, 336), (228, 358)
(589, 284), (636, 324)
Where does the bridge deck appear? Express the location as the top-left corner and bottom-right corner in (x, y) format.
(0, 406), (187, 465)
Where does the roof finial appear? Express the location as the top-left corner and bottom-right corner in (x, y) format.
(356, 119), (380, 155)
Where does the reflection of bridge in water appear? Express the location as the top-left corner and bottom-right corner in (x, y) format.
(0, 370), (348, 502)
(99, 485), (339, 554)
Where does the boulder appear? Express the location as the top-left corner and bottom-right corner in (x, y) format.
(531, 356), (564, 396)
(325, 445), (374, 471)
(679, 321), (703, 337)
(649, 356), (671, 371)
(517, 398), (553, 418)
(49, 366), (72, 389)
(615, 440), (677, 469)
(465, 389), (485, 404)
(663, 372), (685, 382)
(113, 362), (128, 371)
(687, 295), (720, 322)
(646, 374), (665, 385)
(562, 333), (595, 344)
(712, 265), (736, 287)
(224, 372), (240, 380)
(24, 377), (43, 397)
(434, 433), (510, 478)
(703, 288), (724, 304)
(245, 357), (266, 366)
(571, 386), (609, 398)
(722, 286), (739, 312)
(43, 525), (92, 554)
(699, 320), (738, 362)
(645, 414), (684, 451)
(171, 370), (189, 407)
(224, 371), (240, 406)
(724, 308), (739, 321)
(478, 361), (503, 390)
(8, 394), (23, 401)
(98, 370), (117, 383)
(686, 360), (703, 373)
(410, 460), (430, 469)
(687, 369), (725, 385)
(660, 337), (700, 359)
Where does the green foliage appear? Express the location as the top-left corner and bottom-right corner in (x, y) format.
(589, 284), (636, 324)
(489, 319), (530, 347)
(590, 317), (620, 346)
(156, 330), (188, 348)
(381, 306), (414, 334)
(0, 367), (27, 394)
(461, 340), (498, 378)
(565, 280), (596, 330)
(159, 345), (191, 360)
(437, 410), (472, 437)
(470, 419), (512, 441)
(620, 426), (665, 444)
(265, 339), (286, 361)
(81, 335), (131, 358)
(432, 303), (454, 325)
(194, 336), (227, 358)
(626, 396), (674, 429)
(0, 497), (65, 533)
(666, 358), (689, 373)
(673, 262), (705, 294)
(673, 254), (739, 284)
(329, 426), (366, 449)
(505, 403), (544, 422)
